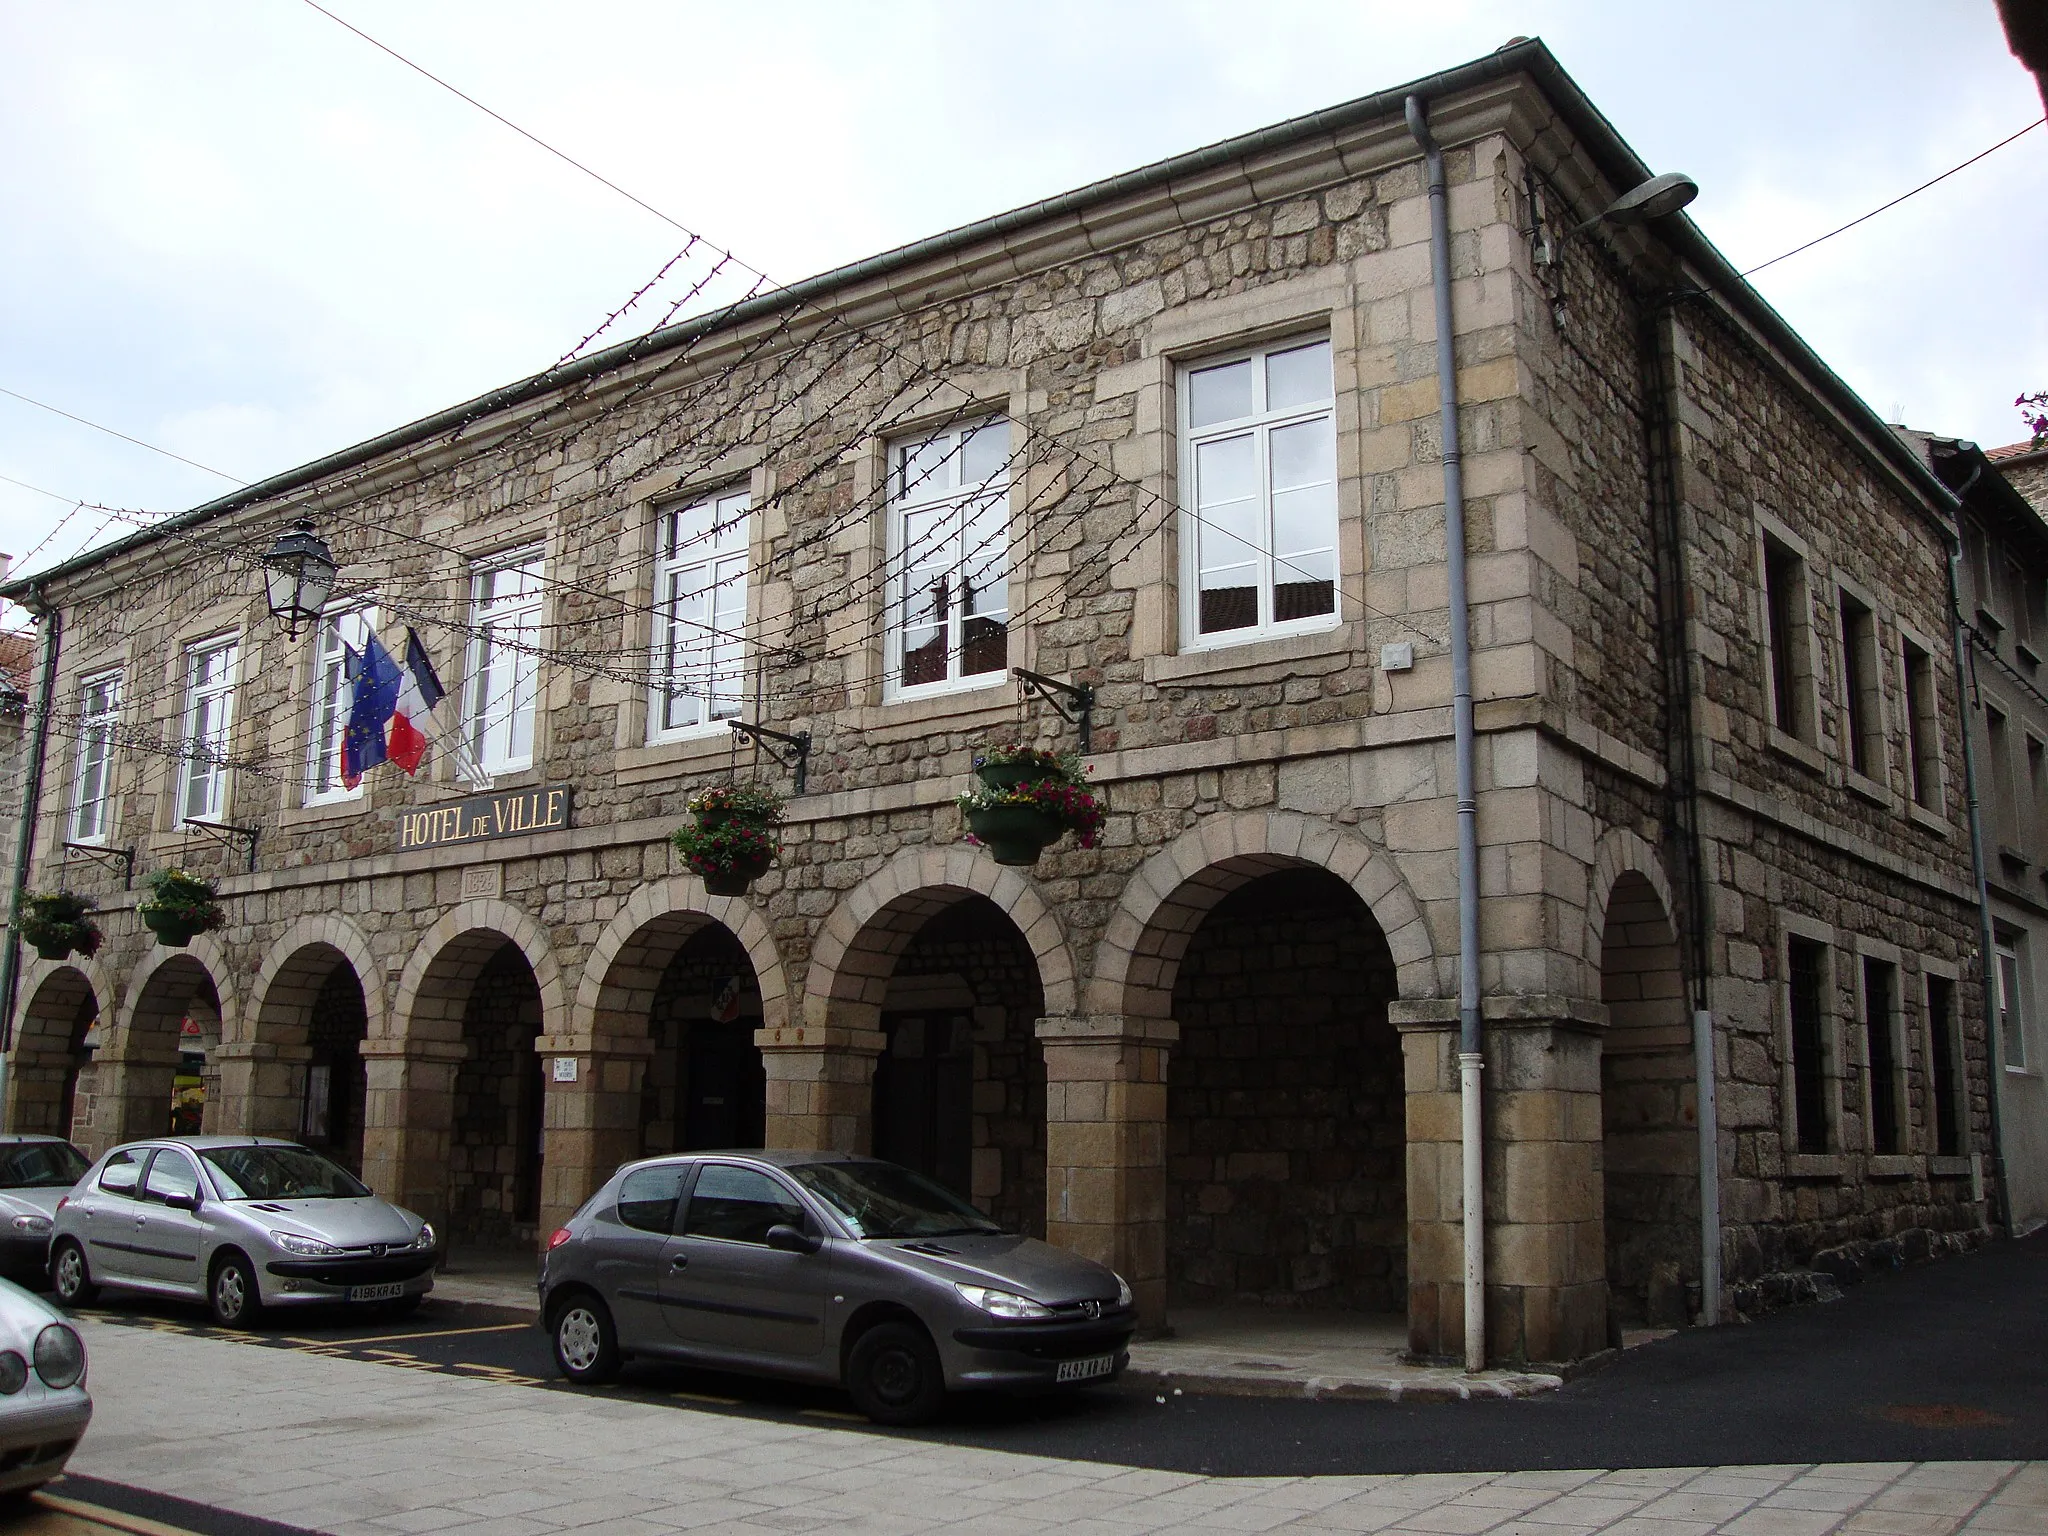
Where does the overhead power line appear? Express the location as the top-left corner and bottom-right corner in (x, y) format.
(0, 385), (246, 484)
(1742, 116), (2045, 278)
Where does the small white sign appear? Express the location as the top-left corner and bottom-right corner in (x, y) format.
(551, 1057), (578, 1083)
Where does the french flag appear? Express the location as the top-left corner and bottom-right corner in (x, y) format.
(340, 636), (400, 790)
(387, 629), (447, 777)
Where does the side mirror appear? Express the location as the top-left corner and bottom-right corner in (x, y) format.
(164, 1191), (201, 1213)
(765, 1223), (821, 1255)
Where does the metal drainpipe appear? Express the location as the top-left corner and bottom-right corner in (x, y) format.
(1405, 94), (1486, 1374)
(0, 588), (61, 1121)
(1944, 465), (2013, 1235)
(1638, 305), (1722, 1325)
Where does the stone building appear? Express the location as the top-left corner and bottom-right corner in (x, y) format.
(1939, 434), (2048, 1234)
(0, 41), (1999, 1365)
(0, 622), (32, 923)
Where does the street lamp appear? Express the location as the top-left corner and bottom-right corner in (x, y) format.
(260, 517), (338, 639)
(1537, 170), (1700, 266)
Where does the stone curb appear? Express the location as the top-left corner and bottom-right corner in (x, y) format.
(1121, 1365), (1564, 1403)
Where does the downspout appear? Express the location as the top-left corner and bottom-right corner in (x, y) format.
(1639, 304), (1721, 1325)
(0, 587), (62, 1120)
(1944, 463), (2013, 1234)
(1405, 94), (1486, 1374)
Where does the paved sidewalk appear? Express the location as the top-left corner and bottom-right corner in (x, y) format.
(429, 1257), (1563, 1402)
(66, 1319), (2044, 1536)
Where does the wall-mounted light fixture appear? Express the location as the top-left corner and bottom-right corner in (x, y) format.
(260, 517), (338, 638)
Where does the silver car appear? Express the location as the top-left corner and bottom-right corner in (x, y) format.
(0, 1138), (89, 1289)
(0, 1279), (89, 1499)
(49, 1137), (437, 1327)
(539, 1150), (1135, 1425)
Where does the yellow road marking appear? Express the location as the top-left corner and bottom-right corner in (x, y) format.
(29, 1490), (205, 1535)
(800, 1407), (866, 1422)
(277, 1322), (528, 1348)
(671, 1389), (743, 1406)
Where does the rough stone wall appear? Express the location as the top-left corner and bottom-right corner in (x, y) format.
(1166, 868), (1404, 1311)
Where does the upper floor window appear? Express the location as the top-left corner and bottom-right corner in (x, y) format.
(1901, 637), (1938, 812)
(306, 607), (377, 804)
(1179, 337), (1337, 646)
(1996, 935), (2028, 1071)
(887, 418), (1009, 697)
(651, 490), (748, 740)
(1761, 533), (1814, 744)
(467, 552), (544, 774)
(69, 669), (122, 843)
(178, 636), (239, 825)
(1837, 588), (1881, 779)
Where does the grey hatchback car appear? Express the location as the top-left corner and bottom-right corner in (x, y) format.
(540, 1151), (1136, 1424)
(49, 1137), (437, 1326)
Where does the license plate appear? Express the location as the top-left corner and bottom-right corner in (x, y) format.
(349, 1283), (405, 1303)
(1055, 1353), (1116, 1384)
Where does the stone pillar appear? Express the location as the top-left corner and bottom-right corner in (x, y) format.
(4, 1042), (77, 1138)
(1396, 999), (1608, 1367)
(755, 1023), (884, 1152)
(359, 1038), (466, 1226)
(535, 1034), (655, 1242)
(210, 1042), (316, 1139)
(85, 1030), (178, 1153)
(1037, 1015), (1175, 1331)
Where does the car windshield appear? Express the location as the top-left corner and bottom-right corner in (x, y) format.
(789, 1161), (1004, 1240)
(0, 1142), (87, 1190)
(199, 1145), (369, 1201)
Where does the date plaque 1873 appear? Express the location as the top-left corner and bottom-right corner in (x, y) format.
(398, 785), (571, 852)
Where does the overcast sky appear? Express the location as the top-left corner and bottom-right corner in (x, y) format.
(1, 0), (2041, 614)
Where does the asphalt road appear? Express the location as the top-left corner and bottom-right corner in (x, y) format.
(62, 1228), (2048, 1477)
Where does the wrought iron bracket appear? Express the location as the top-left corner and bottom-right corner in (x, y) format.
(729, 719), (812, 795)
(180, 819), (261, 873)
(1012, 668), (1095, 752)
(61, 842), (136, 888)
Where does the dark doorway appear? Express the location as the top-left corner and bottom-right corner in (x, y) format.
(642, 925), (765, 1155)
(874, 1011), (974, 1197)
(301, 965), (369, 1173)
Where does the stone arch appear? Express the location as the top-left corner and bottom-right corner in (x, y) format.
(803, 846), (1078, 1028)
(390, 898), (564, 1044)
(231, 915), (385, 1152)
(6, 958), (114, 1138)
(89, 940), (234, 1154)
(1090, 810), (1437, 1017)
(246, 915), (388, 1045)
(1588, 828), (1699, 1328)
(572, 878), (791, 1039)
(1585, 828), (1681, 987)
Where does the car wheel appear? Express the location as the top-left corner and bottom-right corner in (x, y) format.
(208, 1251), (263, 1329)
(49, 1240), (97, 1308)
(551, 1295), (620, 1385)
(847, 1320), (946, 1426)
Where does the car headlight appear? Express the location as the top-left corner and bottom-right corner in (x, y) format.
(1114, 1272), (1133, 1309)
(9, 1214), (51, 1236)
(0, 1352), (25, 1394)
(955, 1284), (1056, 1320)
(33, 1325), (83, 1390)
(270, 1231), (345, 1258)
(412, 1222), (436, 1251)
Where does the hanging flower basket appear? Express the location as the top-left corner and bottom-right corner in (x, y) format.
(673, 784), (783, 896)
(974, 744), (1070, 794)
(17, 891), (103, 963)
(958, 747), (1105, 869)
(138, 868), (225, 949)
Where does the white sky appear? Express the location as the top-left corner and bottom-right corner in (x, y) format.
(1, 0), (2041, 607)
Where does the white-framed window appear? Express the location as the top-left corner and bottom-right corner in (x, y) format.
(1178, 335), (1338, 647)
(69, 669), (122, 843)
(466, 551), (544, 774)
(650, 489), (748, 740)
(1997, 936), (2028, 1071)
(178, 636), (239, 825)
(886, 417), (1010, 697)
(305, 606), (378, 804)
